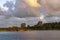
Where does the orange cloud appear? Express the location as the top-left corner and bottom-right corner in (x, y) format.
(25, 0), (40, 7)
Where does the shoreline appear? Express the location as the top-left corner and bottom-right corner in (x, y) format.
(0, 30), (60, 32)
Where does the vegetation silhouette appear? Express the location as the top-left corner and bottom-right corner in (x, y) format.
(0, 21), (60, 32)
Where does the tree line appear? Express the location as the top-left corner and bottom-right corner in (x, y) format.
(0, 21), (60, 32)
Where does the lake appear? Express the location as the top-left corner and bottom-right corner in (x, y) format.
(0, 31), (60, 40)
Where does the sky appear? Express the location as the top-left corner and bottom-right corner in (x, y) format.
(0, 0), (40, 27)
(0, 0), (15, 10)
(0, 0), (60, 27)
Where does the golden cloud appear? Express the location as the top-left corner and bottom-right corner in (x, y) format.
(25, 0), (40, 7)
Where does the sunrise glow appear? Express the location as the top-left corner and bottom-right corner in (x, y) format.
(25, 0), (40, 7)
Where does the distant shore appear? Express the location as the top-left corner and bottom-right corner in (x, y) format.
(0, 21), (60, 32)
(0, 30), (60, 32)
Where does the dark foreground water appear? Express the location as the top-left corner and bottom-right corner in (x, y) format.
(0, 31), (60, 40)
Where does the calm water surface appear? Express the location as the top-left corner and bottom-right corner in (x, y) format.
(0, 31), (60, 40)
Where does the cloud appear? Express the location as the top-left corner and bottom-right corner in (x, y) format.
(37, 0), (60, 16)
(0, 8), (5, 15)
(24, 0), (40, 7)
(14, 0), (41, 17)
(3, 1), (14, 10)
(2, 0), (41, 18)
(0, 16), (40, 27)
(43, 16), (60, 23)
